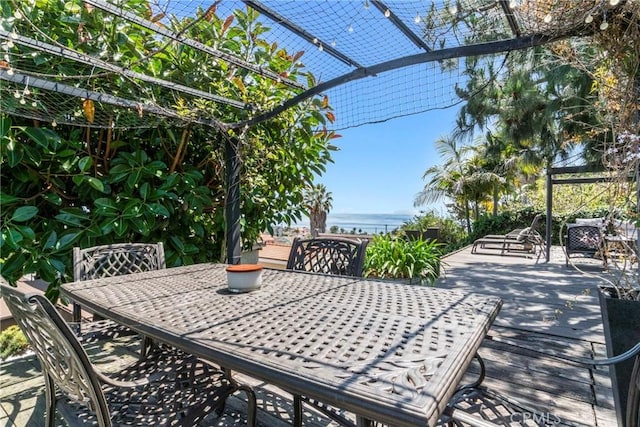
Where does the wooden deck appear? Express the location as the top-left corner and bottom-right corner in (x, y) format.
(443, 245), (617, 426)
(0, 245), (619, 426)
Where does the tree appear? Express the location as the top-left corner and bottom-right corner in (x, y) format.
(304, 184), (333, 236)
(414, 137), (502, 233)
(0, 1), (336, 298)
(448, 46), (602, 221)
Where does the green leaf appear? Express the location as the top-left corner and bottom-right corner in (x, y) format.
(23, 127), (51, 150)
(170, 235), (185, 254)
(49, 258), (66, 274)
(5, 229), (24, 248)
(22, 145), (42, 166)
(100, 219), (115, 234)
(37, 258), (59, 283)
(43, 231), (58, 250)
(0, 253), (27, 277)
(126, 169), (142, 189)
(130, 218), (150, 235)
(63, 1), (82, 13)
(94, 198), (118, 217)
(0, 116), (11, 139)
(55, 210), (87, 227)
(11, 206), (38, 222)
(148, 203), (170, 217)
(159, 174), (179, 190)
(121, 201), (141, 219)
(16, 225), (36, 241)
(86, 177), (105, 192)
(57, 232), (78, 250)
(0, 192), (20, 205)
(43, 192), (63, 206)
(7, 139), (23, 167)
(114, 220), (128, 236)
(78, 156), (92, 172)
(94, 198), (117, 210)
(56, 149), (77, 158)
(139, 182), (150, 200)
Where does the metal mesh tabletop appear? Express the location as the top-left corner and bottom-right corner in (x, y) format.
(61, 264), (501, 427)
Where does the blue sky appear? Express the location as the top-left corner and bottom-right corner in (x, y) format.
(317, 107), (459, 215)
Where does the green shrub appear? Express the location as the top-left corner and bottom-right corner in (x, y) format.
(0, 325), (29, 359)
(364, 235), (442, 284)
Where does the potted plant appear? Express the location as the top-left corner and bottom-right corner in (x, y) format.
(594, 129), (640, 425)
(598, 284), (639, 426)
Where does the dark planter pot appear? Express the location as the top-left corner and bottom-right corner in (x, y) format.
(406, 228), (440, 242)
(599, 286), (640, 427)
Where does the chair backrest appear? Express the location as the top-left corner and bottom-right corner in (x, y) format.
(71, 242), (165, 323)
(566, 225), (602, 252)
(1, 284), (111, 426)
(286, 237), (368, 277)
(510, 214), (542, 242)
(73, 242), (165, 281)
(529, 214), (542, 233)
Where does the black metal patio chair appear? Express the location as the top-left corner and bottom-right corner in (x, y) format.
(71, 242), (165, 357)
(1, 283), (257, 427)
(564, 224), (604, 266)
(286, 236), (368, 426)
(286, 237), (368, 277)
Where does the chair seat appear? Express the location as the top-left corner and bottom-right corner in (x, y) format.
(56, 347), (238, 426)
(75, 319), (159, 358)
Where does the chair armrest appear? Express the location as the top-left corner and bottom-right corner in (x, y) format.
(95, 368), (163, 388)
(490, 338), (640, 368)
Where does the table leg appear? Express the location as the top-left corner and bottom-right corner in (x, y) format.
(293, 395), (303, 427)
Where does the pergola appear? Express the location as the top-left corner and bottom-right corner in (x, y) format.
(0, 0), (628, 262)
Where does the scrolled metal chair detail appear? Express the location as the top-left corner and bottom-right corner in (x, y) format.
(286, 237), (368, 277)
(73, 242), (165, 282)
(1, 284), (257, 427)
(71, 242), (166, 356)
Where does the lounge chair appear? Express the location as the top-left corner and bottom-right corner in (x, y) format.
(471, 215), (544, 256)
(477, 214), (542, 241)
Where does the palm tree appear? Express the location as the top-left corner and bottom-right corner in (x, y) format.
(304, 184), (333, 236)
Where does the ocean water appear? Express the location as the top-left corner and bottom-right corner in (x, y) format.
(293, 213), (414, 234)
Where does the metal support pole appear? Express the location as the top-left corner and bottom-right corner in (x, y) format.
(546, 168), (553, 262)
(225, 136), (242, 265)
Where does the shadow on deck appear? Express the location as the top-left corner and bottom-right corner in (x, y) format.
(0, 245), (618, 426)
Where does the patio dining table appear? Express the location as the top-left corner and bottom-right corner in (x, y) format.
(61, 263), (502, 427)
